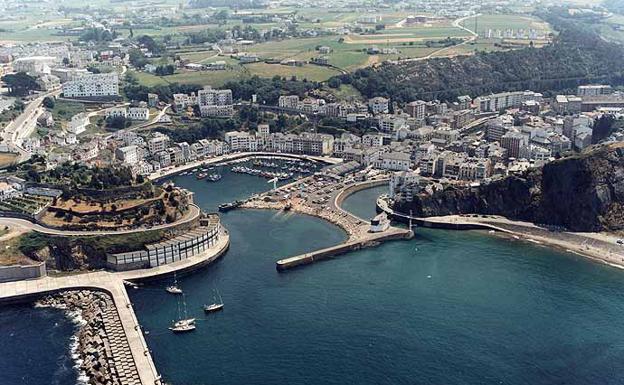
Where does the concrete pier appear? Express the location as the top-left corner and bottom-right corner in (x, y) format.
(276, 228), (412, 271)
(0, 230), (230, 385)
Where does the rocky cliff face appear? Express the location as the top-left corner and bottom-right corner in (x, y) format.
(395, 144), (624, 232)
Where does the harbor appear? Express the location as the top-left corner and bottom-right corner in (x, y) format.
(0, 228), (230, 385)
(5, 169), (624, 385)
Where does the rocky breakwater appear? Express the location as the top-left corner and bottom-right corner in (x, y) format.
(36, 290), (141, 385)
(395, 143), (624, 232)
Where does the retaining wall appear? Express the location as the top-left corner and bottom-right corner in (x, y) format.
(0, 263), (46, 283)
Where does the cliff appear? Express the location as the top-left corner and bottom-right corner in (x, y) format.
(395, 144), (624, 232)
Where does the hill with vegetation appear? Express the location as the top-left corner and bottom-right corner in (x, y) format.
(336, 8), (624, 103)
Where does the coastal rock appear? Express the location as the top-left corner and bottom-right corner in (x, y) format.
(395, 144), (624, 232)
(35, 290), (141, 385)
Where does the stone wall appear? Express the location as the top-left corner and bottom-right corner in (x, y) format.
(0, 263), (46, 283)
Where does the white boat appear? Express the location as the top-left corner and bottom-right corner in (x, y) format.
(173, 318), (196, 327)
(170, 294), (196, 333)
(203, 289), (224, 313)
(166, 273), (183, 294)
(169, 323), (196, 333)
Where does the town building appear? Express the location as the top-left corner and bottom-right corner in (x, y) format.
(62, 72), (119, 98)
(197, 87), (234, 117)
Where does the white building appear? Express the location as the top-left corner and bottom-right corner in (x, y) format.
(198, 87), (233, 117)
(278, 95), (300, 110)
(127, 107), (149, 121)
(12, 56), (56, 74)
(67, 113), (90, 135)
(116, 145), (140, 165)
(475, 91), (542, 112)
(148, 134), (169, 155)
(62, 72), (119, 98)
(577, 85), (612, 97)
(369, 97), (389, 114)
(374, 151), (411, 171)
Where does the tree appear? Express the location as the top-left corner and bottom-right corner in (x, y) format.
(128, 49), (149, 69)
(328, 77), (342, 89)
(137, 35), (164, 55)
(42, 96), (55, 109)
(2, 72), (39, 96)
(62, 57), (70, 66)
(105, 115), (130, 130)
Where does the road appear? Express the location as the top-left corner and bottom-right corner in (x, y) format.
(2, 89), (61, 162)
(0, 203), (201, 236)
(390, 14), (480, 65)
(129, 104), (171, 132)
(197, 45), (223, 64)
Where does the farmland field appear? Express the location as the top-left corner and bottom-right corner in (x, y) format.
(461, 14), (552, 35)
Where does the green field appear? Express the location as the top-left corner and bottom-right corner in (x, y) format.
(601, 14), (624, 43)
(461, 14), (551, 36)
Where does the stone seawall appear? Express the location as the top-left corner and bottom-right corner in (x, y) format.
(276, 229), (413, 271)
(37, 290), (143, 385)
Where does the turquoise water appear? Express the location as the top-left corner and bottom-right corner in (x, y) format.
(4, 171), (624, 384)
(341, 185), (388, 220)
(131, 173), (624, 385)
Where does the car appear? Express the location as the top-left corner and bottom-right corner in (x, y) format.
(617, 239), (624, 245)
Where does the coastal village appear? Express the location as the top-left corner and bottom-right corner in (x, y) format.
(2, 1), (624, 385)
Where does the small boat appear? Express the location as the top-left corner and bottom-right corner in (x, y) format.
(207, 174), (222, 182)
(169, 324), (196, 333)
(170, 293), (196, 333)
(218, 200), (242, 212)
(196, 172), (208, 180)
(173, 318), (196, 327)
(166, 273), (183, 294)
(204, 289), (224, 313)
(203, 303), (224, 312)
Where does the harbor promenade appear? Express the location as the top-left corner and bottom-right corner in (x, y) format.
(0, 229), (230, 385)
(149, 151), (343, 181)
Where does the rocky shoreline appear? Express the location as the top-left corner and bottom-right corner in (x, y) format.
(36, 290), (141, 385)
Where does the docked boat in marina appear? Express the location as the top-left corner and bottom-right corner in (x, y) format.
(207, 174), (222, 182)
(218, 200), (242, 212)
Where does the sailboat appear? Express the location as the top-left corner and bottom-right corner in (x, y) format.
(203, 289), (224, 313)
(169, 294), (196, 333)
(166, 273), (183, 295)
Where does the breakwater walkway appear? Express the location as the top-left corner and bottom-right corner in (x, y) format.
(0, 230), (230, 385)
(241, 174), (412, 270)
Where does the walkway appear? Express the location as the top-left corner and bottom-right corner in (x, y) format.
(376, 197), (624, 269)
(0, 204), (201, 236)
(0, 230), (230, 385)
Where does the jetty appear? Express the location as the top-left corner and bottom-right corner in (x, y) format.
(241, 174), (413, 270)
(0, 229), (230, 385)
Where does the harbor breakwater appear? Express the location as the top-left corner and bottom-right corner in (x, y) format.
(36, 290), (142, 385)
(276, 229), (413, 271)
